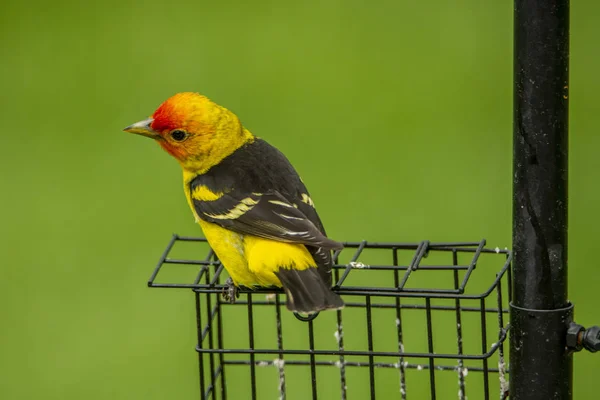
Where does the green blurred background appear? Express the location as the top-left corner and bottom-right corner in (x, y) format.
(1, 0), (599, 398)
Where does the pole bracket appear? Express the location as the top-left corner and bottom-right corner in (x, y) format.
(566, 322), (600, 353)
(510, 302), (574, 399)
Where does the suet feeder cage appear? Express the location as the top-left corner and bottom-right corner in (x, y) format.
(149, 237), (511, 399)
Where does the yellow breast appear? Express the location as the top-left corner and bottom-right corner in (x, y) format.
(197, 219), (261, 286)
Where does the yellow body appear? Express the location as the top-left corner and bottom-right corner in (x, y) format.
(183, 164), (315, 287)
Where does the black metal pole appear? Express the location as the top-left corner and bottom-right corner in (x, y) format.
(511, 1), (571, 399)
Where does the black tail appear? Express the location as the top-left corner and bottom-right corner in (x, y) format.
(275, 267), (344, 313)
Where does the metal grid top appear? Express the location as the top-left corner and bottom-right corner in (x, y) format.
(149, 235), (511, 300)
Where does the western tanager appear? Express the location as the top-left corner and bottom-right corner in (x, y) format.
(125, 92), (344, 313)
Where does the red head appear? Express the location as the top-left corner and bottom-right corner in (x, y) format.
(124, 92), (253, 172)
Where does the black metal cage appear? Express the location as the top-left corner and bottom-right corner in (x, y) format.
(149, 235), (511, 399)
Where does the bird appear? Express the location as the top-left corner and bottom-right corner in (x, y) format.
(124, 92), (344, 313)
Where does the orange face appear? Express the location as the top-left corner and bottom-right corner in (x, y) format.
(151, 92), (215, 160)
(124, 92), (248, 171)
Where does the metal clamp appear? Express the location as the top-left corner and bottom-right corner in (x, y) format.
(566, 323), (600, 353)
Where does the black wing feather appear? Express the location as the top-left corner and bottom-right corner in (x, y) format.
(194, 191), (342, 250)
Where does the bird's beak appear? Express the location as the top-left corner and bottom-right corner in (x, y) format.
(123, 118), (159, 139)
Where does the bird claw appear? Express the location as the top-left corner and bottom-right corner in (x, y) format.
(222, 277), (239, 303)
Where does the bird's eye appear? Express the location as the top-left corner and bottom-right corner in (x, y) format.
(170, 129), (188, 142)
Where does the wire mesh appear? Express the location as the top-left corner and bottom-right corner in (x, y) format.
(149, 235), (511, 400)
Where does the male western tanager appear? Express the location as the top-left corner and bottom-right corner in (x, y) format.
(124, 92), (344, 313)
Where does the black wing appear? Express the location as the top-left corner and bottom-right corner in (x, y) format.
(190, 138), (342, 285)
(192, 190), (342, 250)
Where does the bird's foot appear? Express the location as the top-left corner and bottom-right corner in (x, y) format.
(222, 277), (239, 304)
